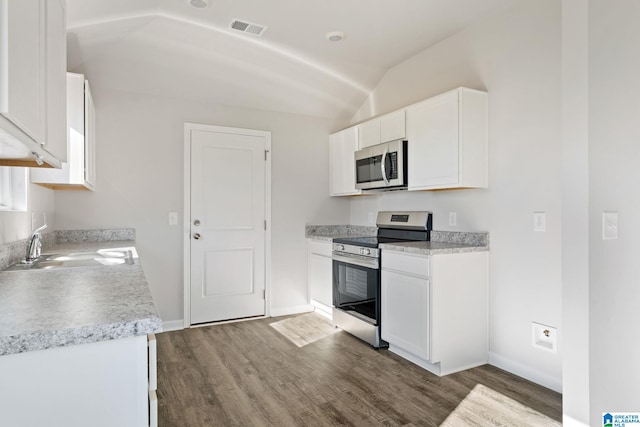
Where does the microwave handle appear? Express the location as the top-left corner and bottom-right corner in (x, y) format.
(381, 148), (390, 186)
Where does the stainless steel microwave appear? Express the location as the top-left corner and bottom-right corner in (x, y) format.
(354, 139), (408, 191)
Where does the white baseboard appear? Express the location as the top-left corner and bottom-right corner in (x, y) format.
(269, 304), (314, 318)
(162, 306), (315, 330)
(161, 320), (185, 332)
(563, 415), (589, 427)
(489, 352), (562, 393)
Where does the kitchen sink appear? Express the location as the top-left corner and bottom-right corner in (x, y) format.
(4, 248), (137, 271)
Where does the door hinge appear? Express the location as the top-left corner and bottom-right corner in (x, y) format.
(264, 220), (267, 230)
(264, 149), (269, 161)
(263, 289), (266, 300)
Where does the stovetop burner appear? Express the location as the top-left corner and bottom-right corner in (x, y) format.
(333, 211), (433, 251)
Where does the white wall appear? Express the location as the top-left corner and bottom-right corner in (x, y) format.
(349, 0), (563, 391)
(561, 0), (590, 425)
(54, 88), (350, 323)
(589, 0), (640, 421)
(0, 176), (55, 245)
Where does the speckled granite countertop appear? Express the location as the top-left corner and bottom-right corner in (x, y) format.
(305, 225), (377, 242)
(381, 230), (489, 255)
(306, 225), (489, 254)
(379, 240), (488, 255)
(0, 239), (162, 356)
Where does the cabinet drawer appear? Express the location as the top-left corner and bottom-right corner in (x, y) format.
(308, 239), (332, 257)
(382, 251), (429, 277)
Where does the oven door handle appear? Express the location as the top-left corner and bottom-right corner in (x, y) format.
(333, 253), (379, 270)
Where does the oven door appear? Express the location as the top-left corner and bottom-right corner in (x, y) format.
(332, 253), (380, 323)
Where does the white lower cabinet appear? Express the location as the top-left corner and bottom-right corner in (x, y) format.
(0, 335), (154, 427)
(308, 239), (333, 317)
(148, 334), (158, 427)
(381, 250), (488, 376)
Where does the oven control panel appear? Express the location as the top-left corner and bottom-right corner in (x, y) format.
(332, 243), (379, 259)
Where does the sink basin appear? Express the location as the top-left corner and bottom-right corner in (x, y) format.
(4, 248), (137, 271)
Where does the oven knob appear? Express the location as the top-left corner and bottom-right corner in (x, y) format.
(336, 244), (345, 251)
(360, 248), (371, 256)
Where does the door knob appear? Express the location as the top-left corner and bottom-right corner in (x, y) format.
(193, 219), (201, 226)
(193, 233), (201, 240)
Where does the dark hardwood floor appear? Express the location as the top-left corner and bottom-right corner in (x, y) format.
(157, 314), (562, 426)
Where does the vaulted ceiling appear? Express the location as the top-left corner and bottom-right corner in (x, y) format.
(66, 0), (518, 123)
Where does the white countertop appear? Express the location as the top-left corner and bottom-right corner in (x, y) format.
(0, 241), (162, 356)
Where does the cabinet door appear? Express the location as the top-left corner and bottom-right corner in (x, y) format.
(0, 0), (46, 144)
(381, 269), (430, 360)
(84, 81), (96, 189)
(380, 110), (405, 143)
(357, 118), (380, 148)
(329, 126), (360, 196)
(406, 90), (460, 190)
(43, 0), (67, 161)
(309, 253), (333, 308)
(308, 240), (333, 309)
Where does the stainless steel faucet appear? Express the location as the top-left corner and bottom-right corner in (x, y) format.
(25, 224), (47, 263)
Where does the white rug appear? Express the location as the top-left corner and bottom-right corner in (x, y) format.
(269, 312), (339, 347)
(440, 384), (561, 427)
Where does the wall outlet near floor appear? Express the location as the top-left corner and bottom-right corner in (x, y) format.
(532, 322), (557, 353)
(533, 212), (546, 232)
(448, 212), (457, 227)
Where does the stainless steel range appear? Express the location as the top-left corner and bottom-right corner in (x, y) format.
(332, 211), (433, 348)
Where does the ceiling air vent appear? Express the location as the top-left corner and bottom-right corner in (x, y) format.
(229, 19), (267, 37)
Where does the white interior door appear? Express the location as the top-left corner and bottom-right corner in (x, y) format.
(187, 124), (270, 324)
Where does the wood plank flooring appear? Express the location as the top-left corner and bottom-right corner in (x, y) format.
(157, 314), (562, 426)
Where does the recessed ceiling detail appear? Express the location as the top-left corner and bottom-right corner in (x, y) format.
(229, 19), (267, 37)
(325, 31), (345, 42)
(189, 0), (208, 9)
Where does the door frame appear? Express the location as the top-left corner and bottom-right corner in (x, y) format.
(183, 122), (272, 328)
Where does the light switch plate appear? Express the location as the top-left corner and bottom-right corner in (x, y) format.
(603, 212), (618, 240)
(168, 212), (178, 226)
(534, 212), (546, 232)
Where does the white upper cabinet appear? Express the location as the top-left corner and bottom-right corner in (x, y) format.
(32, 73), (96, 190)
(43, 0), (67, 162)
(329, 126), (361, 196)
(358, 110), (406, 148)
(0, 0), (66, 168)
(0, 0), (46, 144)
(406, 88), (488, 191)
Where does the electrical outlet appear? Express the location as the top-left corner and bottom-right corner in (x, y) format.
(533, 212), (546, 232)
(532, 322), (557, 353)
(448, 212), (457, 227)
(368, 212), (374, 224)
(168, 212), (178, 226)
(602, 212), (618, 240)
